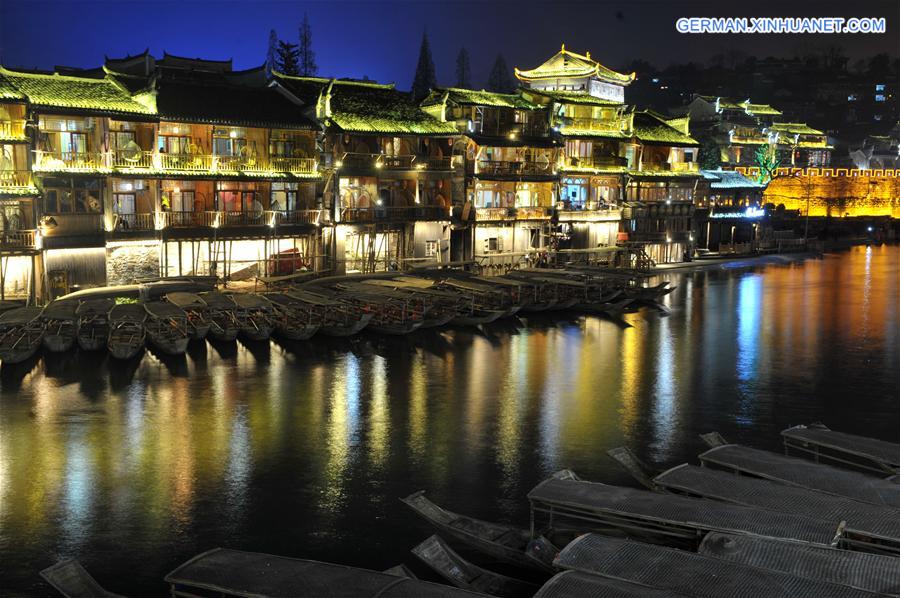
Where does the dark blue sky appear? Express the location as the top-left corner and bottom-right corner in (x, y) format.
(1, 1), (897, 89)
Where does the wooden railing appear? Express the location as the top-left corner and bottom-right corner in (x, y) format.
(0, 169), (35, 190)
(563, 117), (629, 133)
(33, 150), (109, 171)
(474, 207), (515, 221)
(516, 206), (554, 220)
(0, 229), (36, 248)
(669, 162), (699, 173)
(157, 153), (216, 172)
(561, 155), (627, 170)
(111, 149), (155, 169)
(475, 159), (555, 176)
(269, 157), (317, 175)
(340, 205), (450, 223)
(0, 119), (27, 140)
(116, 209), (329, 230)
(417, 156), (453, 170)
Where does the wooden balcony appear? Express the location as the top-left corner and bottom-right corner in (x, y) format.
(562, 117), (629, 134)
(561, 155), (628, 171)
(516, 206), (554, 220)
(474, 159), (556, 177)
(0, 119), (27, 141)
(111, 209), (329, 232)
(474, 207), (515, 221)
(268, 157), (318, 175)
(0, 170), (37, 194)
(337, 153), (453, 173)
(339, 205), (450, 223)
(33, 150), (110, 173)
(0, 229), (37, 249)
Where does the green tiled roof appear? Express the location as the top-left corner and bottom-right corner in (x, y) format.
(424, 87), (539, 110)
(515, 48), (634, 85)
(768, 122), (824, 136)
(0, 66), (155, 115)
(697, 95), (782, 116)
(531, 90), (623, 107)
(746, 103), (781, 115)
(0, 73), (25, 100)
(633, 111), (699, 146)
(558, 127), (628, 139)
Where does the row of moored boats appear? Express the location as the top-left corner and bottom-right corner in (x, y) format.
(40, 423), (900, 597)
(0, 268), (673, 365)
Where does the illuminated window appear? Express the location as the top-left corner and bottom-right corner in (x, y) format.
(875, 95), (886, 102)
(424, 240), (439, 257)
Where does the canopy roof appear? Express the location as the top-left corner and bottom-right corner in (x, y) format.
(0, 66), (155, 116)
(526, 89), (625, 107)
(697, 95), (782, 116)
(515, 46), (635, 86)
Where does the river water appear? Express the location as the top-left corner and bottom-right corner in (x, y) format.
(1, 245), (899, 595)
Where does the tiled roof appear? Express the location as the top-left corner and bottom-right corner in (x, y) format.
(767, 122), (825, 136)
(528, 89), (624, 107)
(701, 169), (765, 189)
(633, 111), (699, 146)
(155, 79), (317, 129)
(0, 66), (155, 115)
(515, 47), (634, 85)
(423, 87), (540, 109)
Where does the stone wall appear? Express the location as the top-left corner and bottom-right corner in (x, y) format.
(106, 242), (160, 285)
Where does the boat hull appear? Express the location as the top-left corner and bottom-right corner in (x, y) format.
(109, 341), (144, 360)
(207, 321), (238, 342)
(318, 313), (374, 337)
(451, 309), (505, 326)
(188, 323), (211, 340)
(0, 341), (41, 365)
(238, 326), (273, 342)
(77, 334), (107, 352)
(274, 323), (320, 341)
(43, 333), (75, 353)
(367, 320), (423, 336)
(147, 334), (189, 355)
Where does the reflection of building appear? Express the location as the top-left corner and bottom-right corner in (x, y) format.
(695, 169), (767, 252)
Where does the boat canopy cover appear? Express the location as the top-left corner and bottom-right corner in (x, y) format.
(654, 463), (900, 541)
(555, 533), (874, 598)
(140, 280), (216, 298)
(527, 475), (842, 544)
(75, 298), (116, 315)
(144, 302), (187, 319)
(164, 548), (486, 598)
(0, 306), (44, 324)
(700, 444), (900, 509)
(40, 559), (127, 598)
(231, 293), (271, 309)
(533, 571), (688, 598)
(60, 285), (140, 302)
(199, 292), (238, 309)
(109, 304), (146, 321)
(40, 300), (79, 320)
(165, 292), (207, 309)
(286, 289), (342, 306)
(699, 532), (900, 595)
(783, 425), (900, 468)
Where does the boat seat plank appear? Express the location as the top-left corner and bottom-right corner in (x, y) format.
(699, 532), (900, 595)
(555, 533), (876, 598)
(527, 475), (842, 545)
(700, 444), (900, 508)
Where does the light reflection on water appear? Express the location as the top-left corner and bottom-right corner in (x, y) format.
(1, 246), (900, 596)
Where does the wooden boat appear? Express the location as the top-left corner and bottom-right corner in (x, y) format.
(363, 279), (461, 329)
(411, 535), (540, 597)
(401, 490), (557, 572)
(198, 291), (240, 342)
(648, 461), (900, 555)
(164, 547), (486, 597)
(230, 293), (275, 341)
(528, 472), (845, 549)
(144, 301), (190, 355)
(107, 304), (146, 360)
(626, 281), (674, 302)
(438, 278), (513, 325)
(698, 435), (900, 509)
(75, 298), (115, 351)
(0, 306), (45, 364)
(554, 533), (868, 598)
(534, 571), (685, 598)
(326, 284), (424, 335)
(40, 559), (126, 598)
(263, 293), (320, 340)
(700, 532), (900, 596)
(165, 292), (211, 340)
(782, 423), (900, 475)
(40, 300), (78, 352)
(286, 289), (373, 337)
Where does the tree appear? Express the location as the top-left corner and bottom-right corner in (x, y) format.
(276, 40), (300, 75)
(411, 31), (437, 101)
(754, 145), (781, 184)
(697, 135), (722, 170)
(455, 47), (472, 88)
(298, 13), (317, 77)
(265, 29), (278, 76)
(487, 54), (515, 94)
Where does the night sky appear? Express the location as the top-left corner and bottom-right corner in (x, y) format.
(1, 0), (897, 90)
